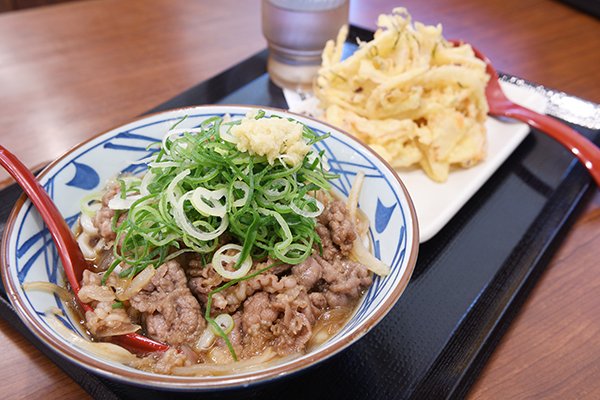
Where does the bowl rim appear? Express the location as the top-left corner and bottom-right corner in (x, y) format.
(1, 104), (419, 390)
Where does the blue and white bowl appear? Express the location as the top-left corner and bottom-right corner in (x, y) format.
(1, 105), (418, 390)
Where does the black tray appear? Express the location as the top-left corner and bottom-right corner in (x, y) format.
(1, 26), (598, 399)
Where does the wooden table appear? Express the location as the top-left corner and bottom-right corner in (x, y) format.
(0, 0), (598, 398)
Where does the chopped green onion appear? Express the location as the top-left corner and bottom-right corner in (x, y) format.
(102, 113), (336, 282)
(210, 314), (234, 335)
(111, 301), (124, 309)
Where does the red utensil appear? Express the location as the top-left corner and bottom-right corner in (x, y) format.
(0, 146), (168, 354)
(451, 40), (600, 187)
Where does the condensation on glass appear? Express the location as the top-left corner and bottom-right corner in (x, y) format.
(262, 0), (349, 91)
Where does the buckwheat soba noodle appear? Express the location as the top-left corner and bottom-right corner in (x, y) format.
(41, 112), (391, 376)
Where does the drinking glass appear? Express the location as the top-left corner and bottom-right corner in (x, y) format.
(261, 0), (349, 91)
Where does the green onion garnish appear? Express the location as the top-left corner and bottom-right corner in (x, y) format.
(103, 113), (336, 283)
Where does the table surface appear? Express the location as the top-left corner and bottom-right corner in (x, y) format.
(0, 0), (599, 398)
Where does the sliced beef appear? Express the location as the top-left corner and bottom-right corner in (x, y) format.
(292, 256), (322, 288)
(242, 292), (279, 332)
(193, 252), (370, 359)
(308, 292), (327, 310)
(316, 199), (357, 261)
(130, 261), (205, 345)
(273, 284), (318, 326)
(314, 255), (372, 307)
(187, 257), (224, 303)
(270, 262), (293, 275)
(93, 181), (120, 242)
(132, 347), (190, 375)
(271, 310), (312, 356)
(237, 292), (279, 358)
(228, 311), (245, 350)
(207, 262), (296, 314)
(238, 285), (315, 358)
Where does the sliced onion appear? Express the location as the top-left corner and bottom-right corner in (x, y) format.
(232, 181), (250, 207)
(162, 128), (204, 155)
(210, 314), (234, 335)
(77, 233), (98, 260)
(139, 169), (154, 196)
(351, 238), (390, 276)
(22, 281), (73, 302)
(290, 195), (324, 218)
(148, 161), (180, 168)
(79, 213), (97, 235)
(347, 171), (365, 223)
(94, 323), (143, 338)
(108, 275), (129, 299)
(276, 154), (295, 167)
(219, 123), (237, 143)
(196, 328), (216, 351)
(45, 313), (137, 364)
(345, 171), (389, 275)
(80, 193), (102, 217)
(108, 194), (143, 210)
(239, 164), (252, 177)
(263, 178), (290, 199)
(78, 285), (116, 303)
(128, 154), (156, 166)
(307, 307), (352, 349)
(173, 349), (276, 376)
(167, 169), (191, 207)
(115, 265), (156, 301)
(113, 263), (123, 275)
(190, 187), (228, 217)
(211, 243), (252, 280)
(174, 193), (229, 241)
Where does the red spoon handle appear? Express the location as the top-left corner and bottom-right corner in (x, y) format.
(503, 105), (600, 186)
(0, 146), (87, 298)
(111, 333), (170, 353)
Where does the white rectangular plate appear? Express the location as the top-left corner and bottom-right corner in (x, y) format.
(285, 81), (547, 242)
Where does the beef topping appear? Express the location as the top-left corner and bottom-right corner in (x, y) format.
(130, 261), (205, 345)
(316, 199), (357, 261)
(93, 182), (120, 242)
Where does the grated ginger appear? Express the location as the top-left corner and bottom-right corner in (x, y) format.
(230, 114), (310, 166)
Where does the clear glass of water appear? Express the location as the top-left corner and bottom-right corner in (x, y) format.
(261, 0), (349, 91)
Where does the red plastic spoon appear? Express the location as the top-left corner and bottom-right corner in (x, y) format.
(0, 146), (168, 354)
(451, 40), (600, 187)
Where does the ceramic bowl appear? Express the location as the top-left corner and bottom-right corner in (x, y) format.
(1, 105), (418, 390)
